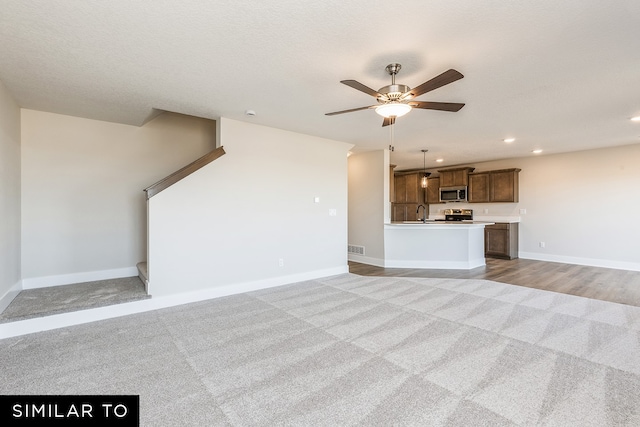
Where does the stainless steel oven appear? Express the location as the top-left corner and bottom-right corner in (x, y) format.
(444, 208), (473, 221)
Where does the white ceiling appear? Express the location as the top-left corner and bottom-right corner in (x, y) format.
(2, 0), (640, 170)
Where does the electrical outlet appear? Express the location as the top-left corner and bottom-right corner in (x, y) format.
(483, 208), (489, 214)
(539, 242), (545, 248)
(278, 258), (284, 267)
(520, 209), (527, 214)
(329, 209), (337, 216)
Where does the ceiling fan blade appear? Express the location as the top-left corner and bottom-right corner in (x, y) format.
(405, 69), (464, 99)
(325, 105), (377, 116)
(408, 101), (465, 112)
(382, 116), (396, 127)
(340, 80), (383, 98)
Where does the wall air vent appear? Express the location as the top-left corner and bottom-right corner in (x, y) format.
(348, 245), (365, 256)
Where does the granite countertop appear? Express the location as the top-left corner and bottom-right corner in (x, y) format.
(472, 216), (521, 223)
(388, 217), (521, 225)
(388, 220), (495, 225)
(425, 215), (521, 223)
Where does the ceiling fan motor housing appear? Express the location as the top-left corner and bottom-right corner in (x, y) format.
(379, 63), (410, 102)
(378, 84), (411, 103)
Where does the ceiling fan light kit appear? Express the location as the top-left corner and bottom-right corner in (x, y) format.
(375, 103), (412, 118)
(326, 62), (465, 127)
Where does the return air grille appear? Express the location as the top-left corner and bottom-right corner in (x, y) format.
(348, 245), (365, 255)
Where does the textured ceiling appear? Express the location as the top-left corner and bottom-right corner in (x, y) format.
(1, 0), (639, 169)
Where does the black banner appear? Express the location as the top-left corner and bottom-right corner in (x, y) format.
(0, 395), (139, 426)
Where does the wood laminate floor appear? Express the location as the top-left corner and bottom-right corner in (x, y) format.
(349, 258), (640, 307)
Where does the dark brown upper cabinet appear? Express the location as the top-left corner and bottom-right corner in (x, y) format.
(394, 172), (425, 204)
(469, 168), (521, 203)
(425, 177), (441, 204)
(437, 167), (475, 187)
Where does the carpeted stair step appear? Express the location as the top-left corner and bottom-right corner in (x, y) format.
(136, 262), (148, 288)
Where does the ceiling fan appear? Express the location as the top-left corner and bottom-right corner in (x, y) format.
(326, 63), (465, 127)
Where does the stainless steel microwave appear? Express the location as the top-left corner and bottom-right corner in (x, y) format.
(439, 186), (467, 202)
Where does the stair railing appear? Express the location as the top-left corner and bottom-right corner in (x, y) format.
(143, 146), (225, 199)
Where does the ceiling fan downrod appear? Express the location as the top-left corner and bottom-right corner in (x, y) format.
(385, 63), (401, 84)
(380, 63), (409, 101)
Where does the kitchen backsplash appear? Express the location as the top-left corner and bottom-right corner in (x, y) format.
(429, 202), (523, 221)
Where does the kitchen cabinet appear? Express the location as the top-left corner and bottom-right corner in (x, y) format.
(394, 172), (425, 204)
(438, 167), (475, 187)
(393, 172), (425, 221)
(491, 169), (520, 202)
(485, 222), (519, 259)
(469, 168), (521, 203)
(468, 172), (490, 202)
(392, 203), (421, 222)
(426, 177), (441, 204)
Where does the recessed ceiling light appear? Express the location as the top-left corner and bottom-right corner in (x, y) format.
(631, 116), (640, 122)
(532, 149), (543, 154)
(436, 158), (444, 163)
(503, 138), (515, 143)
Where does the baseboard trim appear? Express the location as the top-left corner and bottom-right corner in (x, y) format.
(21, 267), (139, 290)
(384, 258), (486, 270)
(349, 254), (486, 270)
(519, 252), (640, 272)
(0, 266), (349, 340)
(0, 281), (22, 315)
(347, 254), (385, 267)
(148, 265), (349, 300)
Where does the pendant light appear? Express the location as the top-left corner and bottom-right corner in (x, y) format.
(421, 149), (430, 188)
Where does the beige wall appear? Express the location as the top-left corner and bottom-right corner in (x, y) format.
(0, 80), (21, 306)
(347, 150), (390, 266)
(148, 118), (353, 296)
(20, 110), (216, 284)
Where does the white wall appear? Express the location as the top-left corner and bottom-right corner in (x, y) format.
(347, 150), (389, 266)
(424, 143), (640, 270)
(20, 110), (216, 286)
(148, 118), (353, 297)
(0, 80), (21, 310)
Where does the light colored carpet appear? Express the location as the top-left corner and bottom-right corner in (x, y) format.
(0, 277), (149, 323)
(2, 273), (640, 426)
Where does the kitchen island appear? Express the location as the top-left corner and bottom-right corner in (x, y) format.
(384, 221), (494, 269)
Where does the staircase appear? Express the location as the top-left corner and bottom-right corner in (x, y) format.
(137, 262), (148, 292)
(138, 146), (226, 295)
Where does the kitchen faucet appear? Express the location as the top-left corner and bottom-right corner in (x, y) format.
(416, 204), (427, 223)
